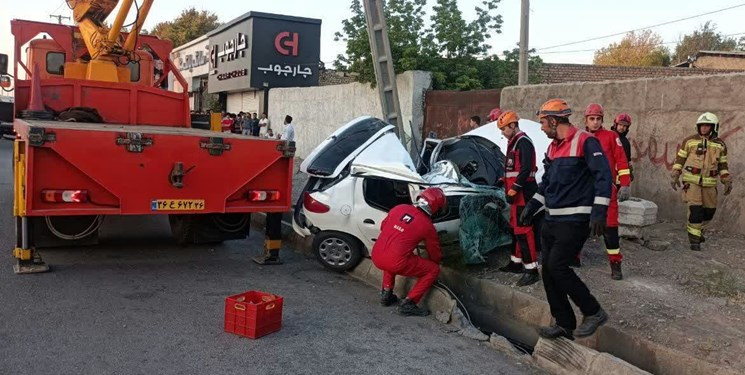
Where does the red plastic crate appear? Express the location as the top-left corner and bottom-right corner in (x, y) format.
(224, 291), (283, 339)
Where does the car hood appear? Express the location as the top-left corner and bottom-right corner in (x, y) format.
(466, 119), (549, 181)
(300, 116), (548, 184)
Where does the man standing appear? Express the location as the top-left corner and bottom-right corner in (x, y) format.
(520, 99), (611, 340)
(469, 115), (481, 130)
(371, 187), (445, 317)
(584, 104), (631, 280)
(671, 112), (733, 251)
(496, 111), (540, 287)
(280, 115), (295, 142)
(259, 112), (270, 136)
(612, 113), (633, 184)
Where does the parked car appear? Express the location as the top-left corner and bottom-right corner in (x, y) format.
(292, 116), (550, 271)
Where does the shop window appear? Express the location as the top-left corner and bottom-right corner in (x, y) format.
(46, 52), (65, 75)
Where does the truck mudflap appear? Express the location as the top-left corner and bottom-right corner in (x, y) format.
(14, 119), (295, 217)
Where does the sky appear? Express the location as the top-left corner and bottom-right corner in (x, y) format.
(2, 0), (745, 79)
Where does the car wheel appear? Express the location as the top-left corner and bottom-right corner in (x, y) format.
(313, 231), (364, 272)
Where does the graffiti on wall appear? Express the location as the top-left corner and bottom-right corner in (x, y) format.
(631, 126), (743, 170)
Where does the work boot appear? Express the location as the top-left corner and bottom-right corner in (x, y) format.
(398, 299), (430, 317)
(498, 261), (524, 274)
(575, 308), (608, 338)
(610, 261), (623, 280)
(690, 243), (701, 251)
(538, 324), (574, 340)
(516, 270), (540, 287)
(380, 289), (399, 307)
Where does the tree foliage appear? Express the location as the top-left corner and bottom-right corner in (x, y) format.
(593, 30), (671, 67)
(151, 8), (221, 48)
(673, 22), (739, 64)
(334, 0), (536, 90)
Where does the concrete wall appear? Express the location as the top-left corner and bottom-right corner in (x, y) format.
(695, 55), (745, 70)
(267, 70), (433, 159)
(500, 73), (745, 234)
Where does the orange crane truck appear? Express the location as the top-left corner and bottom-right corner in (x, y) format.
(5, 0), (293, 273)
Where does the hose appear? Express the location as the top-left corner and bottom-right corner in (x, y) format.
(212, 214), (249, 233)
(45, 215), (104, 240)
(434, 281), (473, 327)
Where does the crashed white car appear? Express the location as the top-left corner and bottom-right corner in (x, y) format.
(292, 116), (549, 271)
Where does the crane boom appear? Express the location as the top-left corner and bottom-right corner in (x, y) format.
(65, 0), (155, 83)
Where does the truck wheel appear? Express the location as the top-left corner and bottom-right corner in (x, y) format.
(312, 231), (363, 272)
(168, 214), (194, 246)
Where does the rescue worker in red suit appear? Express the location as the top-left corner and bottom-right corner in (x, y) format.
(584, 104), (631, 280)
(520, 98), (611, 340)
(611, 113), (633, 185)
(496, 111), (541, 287)
(371, 187), (446, 316)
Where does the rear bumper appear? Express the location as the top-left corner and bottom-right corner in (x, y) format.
(14, 119), (295, 216)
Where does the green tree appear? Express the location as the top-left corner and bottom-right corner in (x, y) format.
(593, 30), (670, 67)
(334, 0), (515, 90)
(673, 22), (739, 63)
(151, 8), (221, 48)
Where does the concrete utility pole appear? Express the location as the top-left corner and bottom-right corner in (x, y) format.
(518, 0), (529, 85)
(362, 0), (406, 148)
(49, 14), (71, 25)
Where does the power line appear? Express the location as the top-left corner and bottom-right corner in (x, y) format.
(536, 2), (745, 51)
(539, 32), (745, 55)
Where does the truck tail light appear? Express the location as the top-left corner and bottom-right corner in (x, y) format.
(303, 192), (329, 213)
(247, 190), (281, 202)
(41, 190), (88, 203)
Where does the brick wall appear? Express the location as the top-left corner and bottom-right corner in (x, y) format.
(535, 63), (743, 84)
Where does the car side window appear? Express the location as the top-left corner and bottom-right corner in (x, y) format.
(363, 178), (412, 212)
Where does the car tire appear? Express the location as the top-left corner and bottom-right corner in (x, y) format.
(313, 231), (364, 272)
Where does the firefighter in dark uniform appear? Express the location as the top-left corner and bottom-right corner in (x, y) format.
(520, 99), (611, 340)
(496, 110), (541, 287)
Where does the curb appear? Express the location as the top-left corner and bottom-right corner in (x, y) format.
(533, 337), (650, 375)
(259, 213), (739, 375)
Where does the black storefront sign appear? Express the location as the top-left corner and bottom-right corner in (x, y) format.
(207, 12), (321, 93)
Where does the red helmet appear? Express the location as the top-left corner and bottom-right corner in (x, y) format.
(614, 113), (631, 126)
(584, 103), (604, 118)
(488, 108), (503, 122)
(417, 187), (447, 215)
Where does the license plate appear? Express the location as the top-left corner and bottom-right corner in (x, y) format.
(151, 199), (205, 211)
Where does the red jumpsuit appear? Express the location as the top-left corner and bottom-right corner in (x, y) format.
(591, 127), (631, 263)
(504, 132), (539, 269)
(371, 204), (441, 304)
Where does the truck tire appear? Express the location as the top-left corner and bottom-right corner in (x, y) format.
(168, 214), (195, 246)
(312, 231), (364, 272)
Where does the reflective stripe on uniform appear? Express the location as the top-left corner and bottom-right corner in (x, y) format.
(606, 248), (620, 255)
(672, 164), (683, 171)
(511, 255), (522, 263)
(505, 171), (536, 178)
(594, 197), (611, 206)
(533, 194), (545, 204)
(677, 149), (688, 158)
(547, 206), (592, 215)
(524, 262), (538, 270)
(720, 155), (728, 163)
(569, 132), (582, 157)
(687, 225), (702, 237)
(617, 169), (630, 176)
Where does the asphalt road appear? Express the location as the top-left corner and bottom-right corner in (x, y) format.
(0, 140), (540, 375)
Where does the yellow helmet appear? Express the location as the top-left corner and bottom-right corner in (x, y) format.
(696, 112), (719, 137)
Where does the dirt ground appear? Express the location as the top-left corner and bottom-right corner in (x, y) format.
(462, 220), (745, 371)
